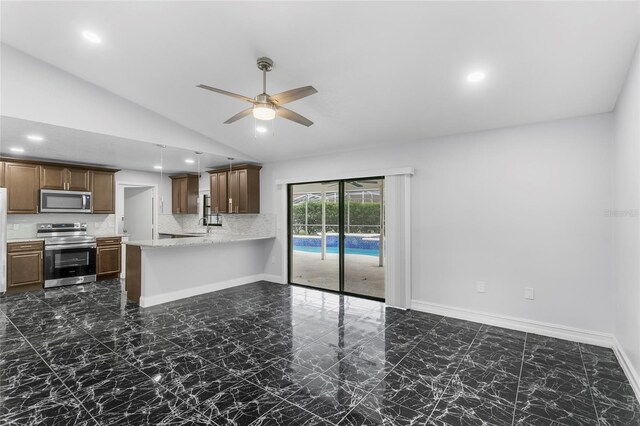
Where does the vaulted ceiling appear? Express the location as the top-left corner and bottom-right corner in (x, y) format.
(1, 1), (639, 165)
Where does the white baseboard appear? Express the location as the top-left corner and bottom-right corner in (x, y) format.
(612, 336), (640, 403)
(140, 274), (266, 307)
(410, 299), (615, 348)
(261, 274), (286, 284)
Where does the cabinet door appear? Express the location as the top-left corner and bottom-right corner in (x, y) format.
(237, 169), (249, 213)
(97, 246), (121, 276)
(179, 178), (189, 214)
(40, 165), (66, 190)
(210, 173), (219, 213)
(92, 171), (115, 213)
(228, 170), (239, 213)
(0, 161), (4, 187)
(172, 178), (182, 214)
(67, 168), (91, 191)
(7, 251), (43, 288)
(5, 163), (39, 214)
(217, 172), (228, 213)
(210, 172), (228, 214)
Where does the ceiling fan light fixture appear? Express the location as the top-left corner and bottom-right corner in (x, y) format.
(252, 104), (276, 121)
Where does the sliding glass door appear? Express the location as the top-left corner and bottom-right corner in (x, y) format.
(288, 178), (385, 300)
(343, 179), (385, 298)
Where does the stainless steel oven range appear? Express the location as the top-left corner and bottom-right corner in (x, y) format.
(37, 223), (97, 288)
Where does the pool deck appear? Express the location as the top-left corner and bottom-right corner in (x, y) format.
(290, 250), (385, 299)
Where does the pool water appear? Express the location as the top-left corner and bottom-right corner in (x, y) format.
(293, 245), (379, 257)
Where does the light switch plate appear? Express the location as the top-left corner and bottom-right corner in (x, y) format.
(525, 287), (535, 300)
(476, 281), (486, 293)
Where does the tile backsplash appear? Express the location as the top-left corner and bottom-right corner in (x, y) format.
(7, 214), (116, 239)
(158, 213), (275, 237)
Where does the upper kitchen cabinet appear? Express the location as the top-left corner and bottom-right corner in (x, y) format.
(92, 171), (116, 214)
(209, 171), (228, 214)
(209, 164), (261, 214)
(40, 165), (91, 191)
(170, 174), (199, 214)
(4, 162), (39, 214)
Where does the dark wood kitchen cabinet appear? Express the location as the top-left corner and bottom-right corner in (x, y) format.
(6, 241), (44, 293)
(208, 164), (261, 214)
(92, 171), (116, 214)
(96, 237), (122, 279)
(0, 161), (5, 187)
(4, 162), (40, 214)
(40, 165), (91, 191)
(209, 171), (228, 213)
(170, 174), (199, 214)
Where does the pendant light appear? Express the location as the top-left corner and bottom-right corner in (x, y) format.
(227, 157), (234, 213)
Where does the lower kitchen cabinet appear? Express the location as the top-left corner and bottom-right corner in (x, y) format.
(96, 237), (122, 278)
(6, 241), (44, 293)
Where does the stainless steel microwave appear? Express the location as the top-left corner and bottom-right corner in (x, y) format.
(40, 190), (92, 213)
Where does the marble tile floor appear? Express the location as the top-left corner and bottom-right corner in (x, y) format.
(0, 279), (638, 425)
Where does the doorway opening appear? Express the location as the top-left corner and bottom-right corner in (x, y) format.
(288, 178), (385, 300)
(123, 186), (155, 241)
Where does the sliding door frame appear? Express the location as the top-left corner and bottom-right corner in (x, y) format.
(287, 177), (385, 302)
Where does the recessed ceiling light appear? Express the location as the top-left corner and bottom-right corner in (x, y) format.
(256, 126), (267, 134)
(82, 30), (102, 44)
(185, 159), (195, 164)
(467, 71), (486, 83)
(26, 134), (44, 141)
(153, 165), (163, 170)
(10, 147), (25, 153)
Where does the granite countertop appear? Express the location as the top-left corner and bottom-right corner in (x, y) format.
(7, 238), (45, 243)
(125, 234), (275, 248)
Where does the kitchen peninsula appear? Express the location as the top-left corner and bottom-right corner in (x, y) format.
(125, 233), (275, 307)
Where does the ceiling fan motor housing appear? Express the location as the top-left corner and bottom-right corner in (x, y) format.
(257, 57), (273, 72)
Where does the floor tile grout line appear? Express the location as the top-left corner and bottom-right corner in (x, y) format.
(578, 343), (601, 424)
(0, 308), (100, 424)
(330, 315), (446, 425)
(424, 323), (484, 424)
(79, 283), (341, 422)
(35, 290), (211, 418)
(510, 332), (528, 426)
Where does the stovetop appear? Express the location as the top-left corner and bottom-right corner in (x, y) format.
(36, 223), (96, 245)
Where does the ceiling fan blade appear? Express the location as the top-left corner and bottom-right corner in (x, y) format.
(268, 86), (317, 105)
(197, 84), (255, 103)
(224, 108), (253, 124)
(275, 106), (313, 127)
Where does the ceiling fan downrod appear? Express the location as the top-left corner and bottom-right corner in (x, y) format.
(257, 57), (273, 94)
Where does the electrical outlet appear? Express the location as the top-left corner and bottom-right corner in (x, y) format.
(476, 281), (486, 293)
(525, 287), (535, 300)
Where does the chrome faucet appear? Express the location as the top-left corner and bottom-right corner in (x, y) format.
(198, 217), (214, 235)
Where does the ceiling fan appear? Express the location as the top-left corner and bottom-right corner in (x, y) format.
(197, 57), (317, 127)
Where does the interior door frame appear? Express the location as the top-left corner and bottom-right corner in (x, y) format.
(287, 177), (385, 302)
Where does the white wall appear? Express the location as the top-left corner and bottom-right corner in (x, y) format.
(0, 44), (250, 160)
(261, 113), (614, 334)
(613, 40), (640, 385)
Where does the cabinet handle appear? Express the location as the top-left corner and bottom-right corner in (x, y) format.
(20, 245), (32, 249)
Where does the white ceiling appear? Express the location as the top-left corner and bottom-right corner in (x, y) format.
(1, 1), (639, 163)
(0, 117), (239, 174)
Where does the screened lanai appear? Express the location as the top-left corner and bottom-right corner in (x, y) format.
(289, 179), (385, 299)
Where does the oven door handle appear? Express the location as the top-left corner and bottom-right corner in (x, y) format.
(45, 244), (97, 251)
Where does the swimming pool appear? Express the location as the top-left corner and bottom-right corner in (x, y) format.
(293, 245), (380, 257)
(292, 234), (381, 257)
